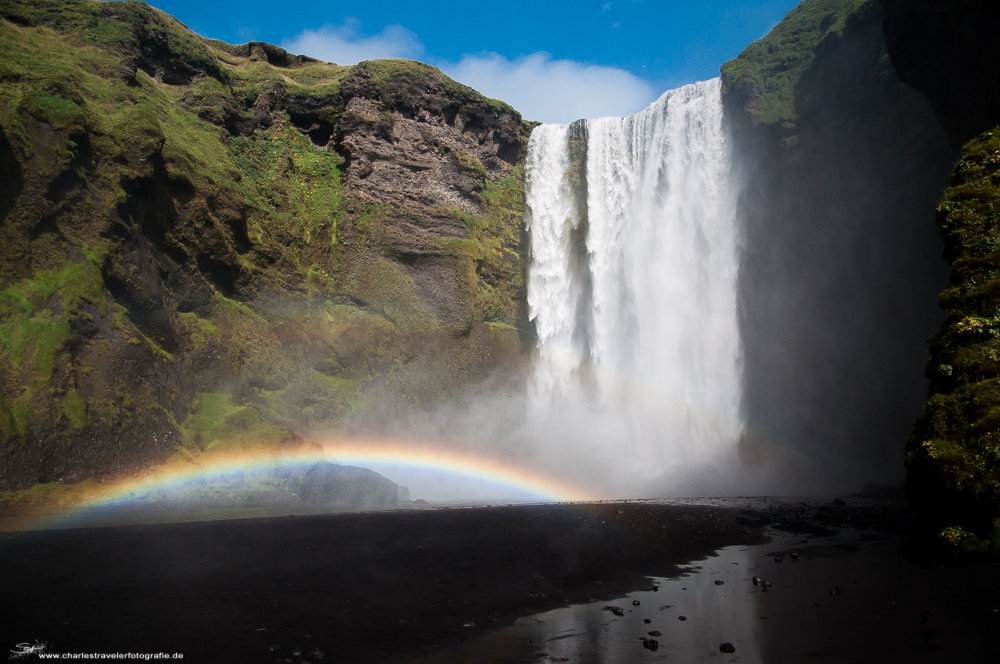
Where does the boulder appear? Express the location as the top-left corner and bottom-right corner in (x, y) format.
(299, 462), (399, 509)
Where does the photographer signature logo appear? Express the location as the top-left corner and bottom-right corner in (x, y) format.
(9, 641), (47, 659)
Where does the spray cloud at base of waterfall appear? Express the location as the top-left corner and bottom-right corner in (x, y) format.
(523, 78), (745, 498)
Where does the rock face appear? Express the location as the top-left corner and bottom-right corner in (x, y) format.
(0, 0), (531, 492)
(881, 0), (1000, 148)
(299, 462), (400, 508)
(721, 0), (955, 493)
(880, 0), (1000, 558)
(724, 0), (1000, 557)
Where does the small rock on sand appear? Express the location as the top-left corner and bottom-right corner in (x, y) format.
(720, 643), (736, 653)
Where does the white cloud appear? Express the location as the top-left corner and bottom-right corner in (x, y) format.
(440, 52), (657, 124)
(280, 22), (657, 124)
(281, 20), (423, 65)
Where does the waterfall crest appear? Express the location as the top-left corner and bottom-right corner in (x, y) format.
(525, 79), (743, 496)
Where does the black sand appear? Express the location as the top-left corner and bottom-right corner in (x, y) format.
(2, 501), (998, 663)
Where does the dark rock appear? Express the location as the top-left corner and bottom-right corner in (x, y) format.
(118, 57), (138, 83)
(752, 576), (761, 586)
(720, 643), (736, 654)
(648, 630), (662, 637)
(714, 580), (725, 585)
(678, 616), (687, 621)
(882, 0), (1000, 146)
(299, 462), (399, 509)
(791, 552), (799, 561)
(291, 647), (304, 656)
(774, 555), (783, 563)
(604, 606), (625, 617)
(640, 637), (659, 651)
(643, 618), (651, 624)
(632, 600), (640, 606)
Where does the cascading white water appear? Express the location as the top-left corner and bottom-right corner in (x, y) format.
(525, 78), (743, 497)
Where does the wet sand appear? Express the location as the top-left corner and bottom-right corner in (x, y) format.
(2, 500), (997, 662)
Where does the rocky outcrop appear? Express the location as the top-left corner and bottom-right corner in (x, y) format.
(0, 0), (531, 492)
(299, 461), (400, 508)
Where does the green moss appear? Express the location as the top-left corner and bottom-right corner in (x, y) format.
(182, 391), (289, 451)
(0, 478), (106, 507)
(21, 88), (86, 130)
(178, 312), (220, 349)
(226, 124), (343, 252)
(11, 388), (34, 439)
(65, 389), (89, 429)
(0, 262), (107, 383)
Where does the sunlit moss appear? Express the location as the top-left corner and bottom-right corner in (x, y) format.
(0, 478), (106, 507)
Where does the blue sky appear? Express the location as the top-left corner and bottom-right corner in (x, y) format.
(148, 0), (802, 123)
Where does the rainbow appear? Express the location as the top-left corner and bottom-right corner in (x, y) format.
(317, 440), (594, 503)
(7, 439), (595, 530)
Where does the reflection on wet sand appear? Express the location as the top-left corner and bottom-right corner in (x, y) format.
(417, 543), (765, 663)
(416, 524), (1000, 664)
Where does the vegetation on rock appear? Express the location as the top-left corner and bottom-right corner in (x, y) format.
(0, 0), (532, 497)
(907, 128), (1000, 560)
(721, 0), (869, 129)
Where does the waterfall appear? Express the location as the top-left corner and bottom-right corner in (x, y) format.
(525, 79), (743, 496)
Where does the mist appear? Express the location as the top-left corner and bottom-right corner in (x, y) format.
(338, 42), (958, 501)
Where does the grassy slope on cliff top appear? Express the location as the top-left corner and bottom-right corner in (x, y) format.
(721, 0), (870, 127)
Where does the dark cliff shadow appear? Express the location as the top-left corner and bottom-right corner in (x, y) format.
(731, 4), (957, 492)
(0, 126), (24, 224)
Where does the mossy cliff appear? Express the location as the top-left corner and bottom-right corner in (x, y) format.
(880, 0), (1000, 559)
(721, 0), (955, 494)
(0, 0), (532, 492)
